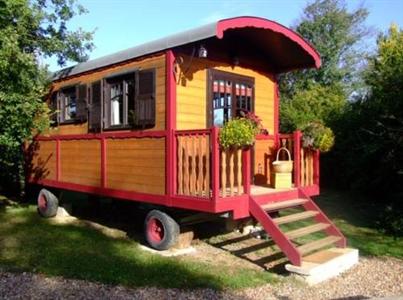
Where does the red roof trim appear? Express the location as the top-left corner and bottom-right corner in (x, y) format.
(216, 17), (321, 69)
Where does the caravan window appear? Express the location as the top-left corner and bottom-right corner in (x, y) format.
(104, 69), (155, 130)
(105, 73), (135, 128)
(61, 86), (77, 122)
(208, 69), (254, 127)
(53, 84), (87, 125)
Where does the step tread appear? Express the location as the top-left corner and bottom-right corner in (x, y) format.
(273, 210), (319, 225)
(298, 236), (342, 255)
(285, 223), (330, 239)
(261, 198), (308, 211)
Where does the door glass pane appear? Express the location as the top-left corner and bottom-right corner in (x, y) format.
(214, 108), (224, 127)
(211, 73), (253, 126)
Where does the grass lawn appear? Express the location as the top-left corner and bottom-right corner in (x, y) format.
(314, 188), (403, 258)
(0, 201), (276, 290)
(0, 188), (401, 290)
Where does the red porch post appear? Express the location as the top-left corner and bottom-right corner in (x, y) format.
(211, 127), (220, 202)
(242, 148), (251, 195)
(293, 130), (301, 187)
(313, 149), (320, 186)
(166, 50), (176, 205)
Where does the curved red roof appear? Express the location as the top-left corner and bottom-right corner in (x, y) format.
(54, 16), (321, 80)
(216, 17), (321, 68)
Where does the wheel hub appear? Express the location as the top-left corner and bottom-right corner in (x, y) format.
(147, 217), (165, 243)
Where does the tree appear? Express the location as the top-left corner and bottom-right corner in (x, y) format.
(278, 0), (370, 155)
(280, 0), (370, 99)
(330, 25), (403, 235)
(0, 0), (93, 194)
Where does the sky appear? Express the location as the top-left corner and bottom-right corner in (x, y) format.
(45, 0), (403, 72)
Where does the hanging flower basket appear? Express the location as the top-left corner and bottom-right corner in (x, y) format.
(272, 147), (293, 173)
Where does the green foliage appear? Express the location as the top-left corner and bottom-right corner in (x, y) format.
(279, 0), (370, 98)
(278, 0), (367, 157)
(301, 121), (335, 152)
(280, 83), (346, 132)
(0, 0), (93, 194)
(329, 25), (403, 235)
(219, 118), (259, 149)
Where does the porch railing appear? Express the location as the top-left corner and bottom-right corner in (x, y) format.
(278, 131), (320, 188)
(175, 128), (250, 200)
(174, 128), (319, 201)
(176, 129), (211, 198)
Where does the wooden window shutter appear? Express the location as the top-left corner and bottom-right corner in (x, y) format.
(49, 92), (59, 126)
(76, 84), (88, 122)
(89, 81), (102, 132)
(135, 69), (155, 128)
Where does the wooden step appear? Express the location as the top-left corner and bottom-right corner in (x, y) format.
(261, 198), (308, 212)
(298, 236), (342, 256)
(273, 210), (319, 225)
(285, 223), (330, 240)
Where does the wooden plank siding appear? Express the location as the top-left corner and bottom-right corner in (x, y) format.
(254, 139), (276, 185)
(49, 54), (166, 135)
(60, 140), (101, 186)
(106, 138), (166, 195)
(176, 56), (276, 185)
(27, 140), (57, 181)
(27, 54), (168, 197)
(176, 56), (275, 134)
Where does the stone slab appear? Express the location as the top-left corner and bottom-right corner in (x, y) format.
(285, 247), (359, 285)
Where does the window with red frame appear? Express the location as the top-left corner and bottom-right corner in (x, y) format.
(208, 69), (254, 127)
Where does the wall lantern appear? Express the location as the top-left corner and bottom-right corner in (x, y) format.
(198, 45), (208, 58)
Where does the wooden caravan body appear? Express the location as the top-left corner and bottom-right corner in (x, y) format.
(28, 17), (347, 266)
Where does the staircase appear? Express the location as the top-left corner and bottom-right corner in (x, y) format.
(249, 189), (346, 266)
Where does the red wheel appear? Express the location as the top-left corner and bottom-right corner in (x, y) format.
(37, 189), (58, 218)
(38, 194), (47, 211)
(147, 217), (165, 243)
(144, 210), (179, 250)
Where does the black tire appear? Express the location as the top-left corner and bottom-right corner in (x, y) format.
(37, 189), (59, 218)
(144, 210), (179, 250)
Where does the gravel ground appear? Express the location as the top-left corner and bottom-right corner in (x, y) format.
(1, 256), (402, 300)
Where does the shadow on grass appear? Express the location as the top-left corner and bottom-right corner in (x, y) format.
(314, 188), (403, 258)
(0, 205), (274, 290)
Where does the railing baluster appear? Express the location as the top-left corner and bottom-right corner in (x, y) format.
(184, 136), (189, 195)
(178, 136), (183, 194)
(205, 135), (210, 197)
(309, 150), (314, 186)
(197, 135), (203, 196)
(237, 148), (242, 195)
(221, 151), (227, 197)
(190, 136), (196, 195)
(229, 150), (234, 196)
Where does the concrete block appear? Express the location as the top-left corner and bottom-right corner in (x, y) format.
(56, 207), (71, 218)
(285, 248), (359, 285)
